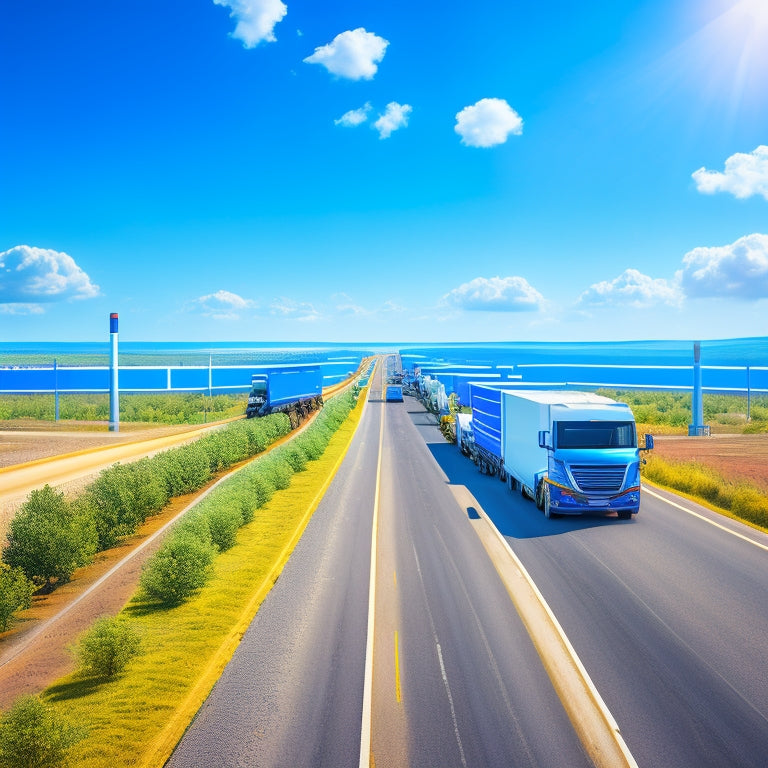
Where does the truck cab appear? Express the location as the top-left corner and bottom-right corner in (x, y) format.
(246, 376), (269, 418)
(537, 412), (653, 519)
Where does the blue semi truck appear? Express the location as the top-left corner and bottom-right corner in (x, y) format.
(246, 365), (323, 428)
(469, 386), (653, 519)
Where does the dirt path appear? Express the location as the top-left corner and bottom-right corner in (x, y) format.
(0, 411), (324, 709)
(0, 421), (235, 538)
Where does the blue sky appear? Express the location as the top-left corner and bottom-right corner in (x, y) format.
(1, 0), (767, 343)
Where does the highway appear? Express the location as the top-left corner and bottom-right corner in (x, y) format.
(167, 359), (768, 767)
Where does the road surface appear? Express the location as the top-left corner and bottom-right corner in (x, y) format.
(168, 363), (768, 767)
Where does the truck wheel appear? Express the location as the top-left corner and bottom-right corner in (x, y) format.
(543, 485), (553, 519)
(499, 468), (507, 482)
(618, 510), (632, 521)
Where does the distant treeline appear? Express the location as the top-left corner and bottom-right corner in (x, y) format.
(597, 389), (768, 433)
(0, 393), (247, 424)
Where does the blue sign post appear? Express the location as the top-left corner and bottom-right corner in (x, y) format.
(109, 312), (119, 432)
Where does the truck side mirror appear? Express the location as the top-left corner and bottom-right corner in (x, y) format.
(642, 434), (654, 451)
(538, 430), (550, 449)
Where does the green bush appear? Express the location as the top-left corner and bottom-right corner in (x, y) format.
(204, 503), (243, 552)
(84, 459), (169, 549)
(281, 443), (308, 472)
(3, 486), (97, 588)
(0, 695), (84, 768)
(76, 616), (141, 678)
(139, 530), (217, 605)
(0, 564), (34, 632)
(154, 443), (212, 496)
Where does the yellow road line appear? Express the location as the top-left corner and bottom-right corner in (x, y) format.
(394, 631), (402, 704)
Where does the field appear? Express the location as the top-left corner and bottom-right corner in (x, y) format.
(652, 434), (768, 494)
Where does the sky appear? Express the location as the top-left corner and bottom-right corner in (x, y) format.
(1, 0), (767, 344)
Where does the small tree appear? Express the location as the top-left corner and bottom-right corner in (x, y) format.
(77, 617), (141, 678)
(0, 695), (83, 768)
(0, 564), (34, 632)
(139, 530), (217, 605)
(3, 485), (96, 588)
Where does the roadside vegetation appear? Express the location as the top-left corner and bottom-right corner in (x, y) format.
(596, 389), (768, 531)
(597, 389), (768, 434)
(0, 392), (247, 425)
(0, 387), (364, 768)
(641, 455), (768, 531)
(1, 412), (293, 629)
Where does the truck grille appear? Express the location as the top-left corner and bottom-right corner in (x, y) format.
(570, 464), (627, 493)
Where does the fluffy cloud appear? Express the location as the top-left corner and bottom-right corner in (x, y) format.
(454, 98), (523, 148)
(577, 268), (683, 309)
(692, 146), (768, 201)
(213, 0), (287, 47)
(677, 233), (768, 299)
(0, 245), (100, 305)
(194, 289), (255, 320)
(304, 28), (388, 80)
(335, 103), (372, 127)
(270, 297), (320, 322)
(444, 276), (544, 312)
(373, 102), (412, 139)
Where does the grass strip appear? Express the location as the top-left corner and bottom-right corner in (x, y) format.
(642, 454), (768, 533)
(37, 389), (367, 768)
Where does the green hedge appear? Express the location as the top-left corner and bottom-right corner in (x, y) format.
(138, 391), (358, 606)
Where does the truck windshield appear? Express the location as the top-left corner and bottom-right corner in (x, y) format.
(555, 420), (636, 449)
(250, 381), (267, 397)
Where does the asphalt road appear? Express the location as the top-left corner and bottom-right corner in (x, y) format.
(167, 366), (768, 768)
(167, 364), (591, 767)
(428, 421), (768, 768)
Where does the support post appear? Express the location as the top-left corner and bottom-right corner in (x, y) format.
(688, 341), (707, 436)
(109, 313), (119, 432)
(54, 358), (59, 422)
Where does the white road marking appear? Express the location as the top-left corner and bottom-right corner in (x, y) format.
(644, 486), (768, 553)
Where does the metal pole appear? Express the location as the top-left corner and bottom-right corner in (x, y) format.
(746, 366), (751, 422)
(54, 358), (59, 422)
(689, 341), (704, 436)
(109, 313), (119, 432)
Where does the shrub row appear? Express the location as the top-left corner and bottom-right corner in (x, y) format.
(0, 393), (247, 424)
(1, 413), (292, 624)
(642, 455), (768, 529)
(139, 391), (358, 606)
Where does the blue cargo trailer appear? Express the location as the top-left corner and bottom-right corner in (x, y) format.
(246, 365), (323, 427)
(468, 384), (653, 520)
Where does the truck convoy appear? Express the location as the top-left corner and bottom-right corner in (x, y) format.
(245, 366), (323, 428)
(468, 386), (653, 519)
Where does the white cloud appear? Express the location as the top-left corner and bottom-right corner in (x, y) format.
(194, 289), (255, 320)
(270, 297), (320, 322)
(373, 102), (412, 139)
(443, 276), (544, 312)
(335, 102), (372, 127)
(577, 268), (683, 309)
(0, 303), (45, 315)
(213, 0), (287, 48)
(677, 233), (768, 299)
(454, 98), (523, 148)
(304, 28), (389, 80)
(692, 145), (768, 201)
(0, 245), (100, 305)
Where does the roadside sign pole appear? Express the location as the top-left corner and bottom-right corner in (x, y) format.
(109, 313), (119, 432)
